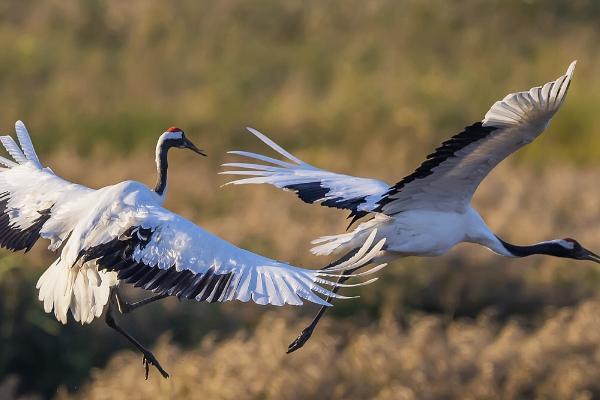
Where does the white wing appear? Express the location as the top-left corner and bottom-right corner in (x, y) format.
(0, 121), (94, 252)
(222, 127), (390, 221)
(14, 121), (42, 168)
(78, 197), (387, 307)
(376, 61), (577, 214)
(0, 121), (113, 325)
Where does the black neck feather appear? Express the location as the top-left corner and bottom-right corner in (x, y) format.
(154, 142), (172, 196)
(496, 237), (565, 258)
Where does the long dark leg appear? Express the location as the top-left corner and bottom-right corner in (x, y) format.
(287, 249), (366, 354)
(105, 290), (169, 379)
(114, 290), (169, 314)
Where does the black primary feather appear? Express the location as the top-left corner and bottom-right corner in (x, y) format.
(80, 226), (235, 302)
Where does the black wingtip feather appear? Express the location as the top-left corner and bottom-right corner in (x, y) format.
(0, 192), (51, 252)
(284, 182), (372, 218)
(375, 122), (497, 212)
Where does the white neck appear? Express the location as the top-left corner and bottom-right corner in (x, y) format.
(463, 207), (515, 257)
(463, 207), (573, 258)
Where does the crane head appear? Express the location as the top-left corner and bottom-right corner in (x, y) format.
(557, 238), (600, 263)
(159, 127), (206, 156)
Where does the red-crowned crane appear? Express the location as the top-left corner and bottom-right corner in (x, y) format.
(222, 61), (600, 353)
(0, 123), (386, 379)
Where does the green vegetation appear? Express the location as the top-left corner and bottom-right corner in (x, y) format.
(1, 0), (600, 162)
(1, 0), (600, 399)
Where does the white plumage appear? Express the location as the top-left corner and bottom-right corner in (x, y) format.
(0, 123), (385, 326)
(223, 61), (578, 258)
(0, 122), (387, 376)
(223, 62), (600, 353)
(15, 121), (42, 168)
(223, 127), (389, 216)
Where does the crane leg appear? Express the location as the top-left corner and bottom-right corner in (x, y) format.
(287, 249), (366, 354)
(114, 290), (169, 314)
(105, 290), (169, 379)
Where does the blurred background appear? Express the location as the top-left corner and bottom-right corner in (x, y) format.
(1, 0), (600, 399)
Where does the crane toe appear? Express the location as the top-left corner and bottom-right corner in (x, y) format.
(286, 326), (315, 354)
(142, 352), (169, 380)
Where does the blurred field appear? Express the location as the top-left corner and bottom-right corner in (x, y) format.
(2, 0), (600, 399)
(54, 303), (600, 400)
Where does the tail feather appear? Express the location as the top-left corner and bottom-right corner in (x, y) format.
(36, 259), (117, 325)
(310, 220), (382, 256)
(311, 233), (355, 256)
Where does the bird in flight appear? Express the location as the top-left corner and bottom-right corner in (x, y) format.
(223, 61), (600, 353)
(0, 123), (386, 379)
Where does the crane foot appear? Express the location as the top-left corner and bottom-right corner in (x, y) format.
(142, 350), (170, 380)
(286, 326), (315, 354)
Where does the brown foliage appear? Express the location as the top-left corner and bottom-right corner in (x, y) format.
(61, 301), (600, 400)
(2, 0), (600, 398)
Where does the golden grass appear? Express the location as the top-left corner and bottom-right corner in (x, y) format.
(2, 100), (599, 399)
(25, 147), (597, 400)
(1, 0), (600, 163)
(2, 0), (600, 397)
(57, 300), (600, 400)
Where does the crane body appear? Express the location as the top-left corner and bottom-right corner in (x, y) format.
(223, 61), (600, 352)
(311, 207), (500, 259)
(0, 123), (385, 378)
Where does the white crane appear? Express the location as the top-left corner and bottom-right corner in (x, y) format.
(0, 123), (386, 379)
(223, 61), (600, 353)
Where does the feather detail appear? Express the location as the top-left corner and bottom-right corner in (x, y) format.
(0, 135), (28, 165)
(15, 121), (42, 168)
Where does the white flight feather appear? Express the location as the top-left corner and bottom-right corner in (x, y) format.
(221, 128), (389, 213)
(0, 135), (28, 165)
(222, 62), (577, 219)
(15, 120), (42, 168)
(1, 123), (386, 323)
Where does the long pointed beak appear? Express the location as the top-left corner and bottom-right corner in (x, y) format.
(183, 138), (206, 157)
(581, 248), (600, 264)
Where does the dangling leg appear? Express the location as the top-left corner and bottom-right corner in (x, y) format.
(287, 272), (351, 353)
(105, 289), (169, 379)
(287, 249), (365, 354)
(114, 289), (168, 314)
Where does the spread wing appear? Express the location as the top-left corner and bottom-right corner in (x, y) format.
(78, 203), (387, 307)
(222, 128), (390, 221)
(0, 121), (94, 252)
(375, 61), (577, 214)
(223, 62), (576, 218)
